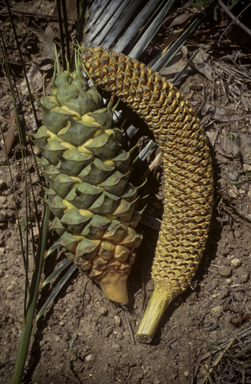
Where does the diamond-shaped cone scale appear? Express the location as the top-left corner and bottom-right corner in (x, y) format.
(81, 215), (111, 239)
(42, 95), (59, 110)
(57, 118), (101, 146)
(65, 182), (102, 209)
(50, 217), (65, 236)
(43, 106), (72, 134)
(85, 132), (120, 160)
(78, 158), (114, 185)
(58, 153), (93, 176)
(88, 106), (113, 129)
(33, 125), (50, 147)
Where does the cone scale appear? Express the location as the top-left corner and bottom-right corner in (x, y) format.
(81, 46), (214, 342)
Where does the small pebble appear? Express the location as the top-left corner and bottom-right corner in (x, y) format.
(228, 189), (238, 198)
(0, 270), (4, 278)
(0, 196), (7, 204)
(231, 258), (242, 268)
(114, 316), (120, 326)
(99, 306), (108, 315)
(227, 170), (239, 181)
(238, 269), (249, 283)
(142, 365), (149, 374)
(111, 344), (121, 352)
(211, 280), (218, 290)
(63, 332), (71, 341)
(85, 354), (92, 362)
(211, 305), (222, 315)
(7, 285), (15, 292)
(243, 164), (251, 172)
(218, 265), (232, 277)
(116, 331), (123, 340)
(218, 289), (229, 300)
(239, 135), (251, 164)
(217, 178), (227, 189)
(0, 211), (7, 221)
(33, 226), (39, 237)
(33, 146), (41, 156)
(31, 175), (39, 184)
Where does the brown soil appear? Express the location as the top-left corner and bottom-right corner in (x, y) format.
(1, 1), (251, 383)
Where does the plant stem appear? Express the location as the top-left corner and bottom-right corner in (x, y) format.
(135, 287), (172, 343)
(11, 206), (50, 384)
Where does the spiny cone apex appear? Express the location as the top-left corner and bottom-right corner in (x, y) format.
(36, 49), (143, 304)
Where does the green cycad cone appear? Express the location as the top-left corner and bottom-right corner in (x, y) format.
(36, 49), (143, 304)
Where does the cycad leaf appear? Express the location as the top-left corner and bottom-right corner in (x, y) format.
(124, 125), (139, 140)
(42, 258), (72, 288)
(85, 0), (128, 45)
(84, 0), (179, 54)
(101, 0), (147, 48)
(45, 243), (61, 259)
(138, 140), (156, 162)
(36, 263), (77, 322)
(113, 0), (170, 52)
(150, 12), (207, 72)
(85, 0), (111, 31)
(172, 48), (200, 85)
(128, 0), (178, 58)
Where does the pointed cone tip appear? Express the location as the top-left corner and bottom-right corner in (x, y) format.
(99, 275), (129, 305)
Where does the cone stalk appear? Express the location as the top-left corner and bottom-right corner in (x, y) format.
(135, 288), (172, 343)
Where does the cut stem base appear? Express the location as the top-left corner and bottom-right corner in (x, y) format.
(136, 287), (173, 343)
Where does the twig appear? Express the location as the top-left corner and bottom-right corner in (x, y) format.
(200, 335), (237, 384)
(218, 0), (251, 47)
(123, 309), (135, 345)
(197, 83), (208, 120)
(188, 347), (213, 384)
(226, 320), (245, 348)
(132, 288), (142, 299)
(235, 342), (251, 358)
(141, 282), (150, 313)
(5, 110), (16, 154)
(143, 153), (162, 179)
